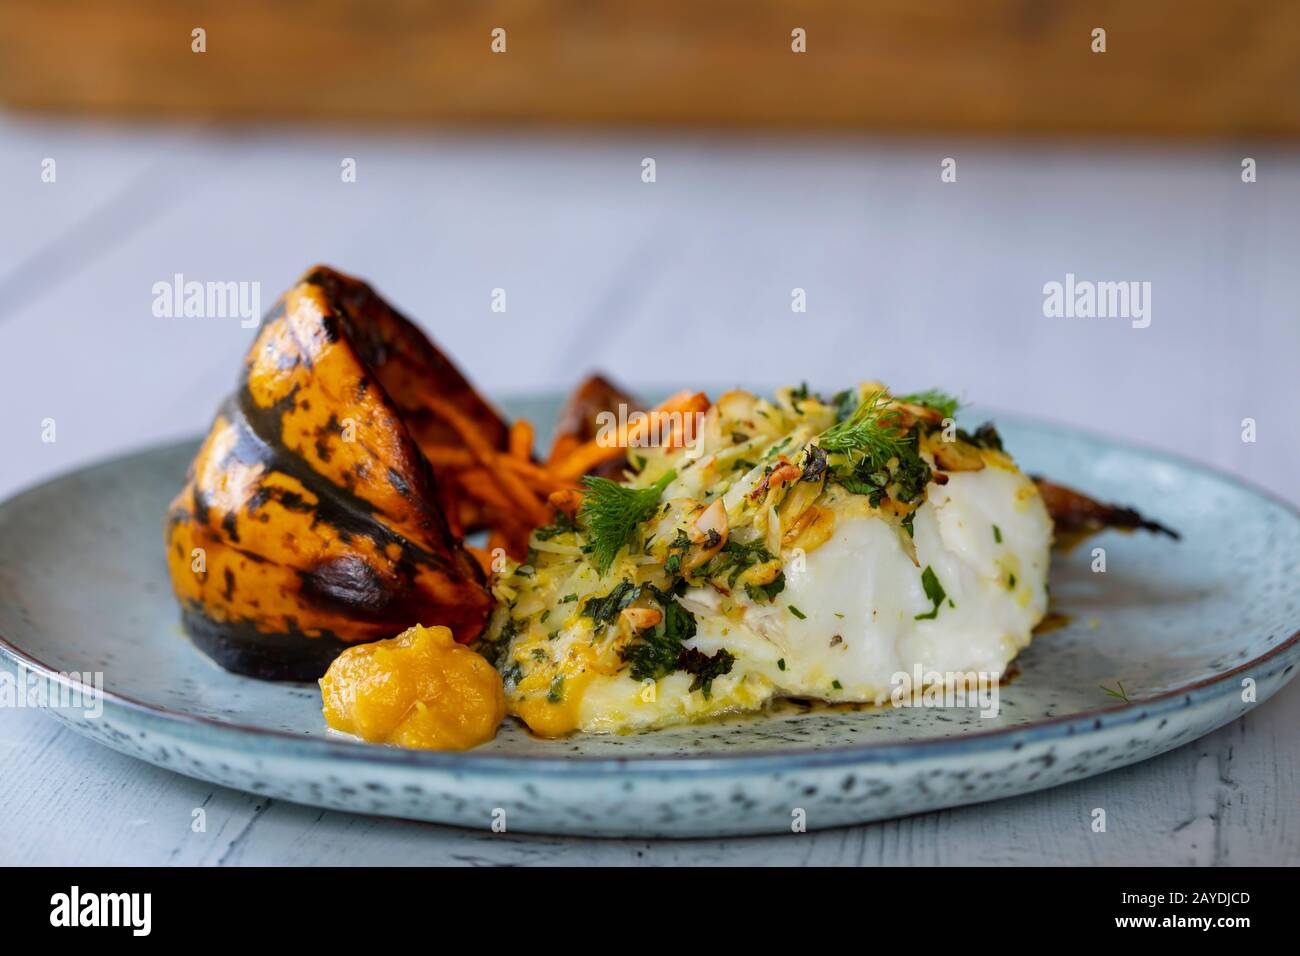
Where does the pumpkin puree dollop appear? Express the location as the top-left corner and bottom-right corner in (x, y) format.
(320, 624), (505, 750)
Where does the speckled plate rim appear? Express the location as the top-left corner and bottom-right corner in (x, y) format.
(1, 419), (1298, 779)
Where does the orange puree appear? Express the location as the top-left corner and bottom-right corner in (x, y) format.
(320, 624), (505, 750)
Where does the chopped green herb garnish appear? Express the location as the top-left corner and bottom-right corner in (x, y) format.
(621, 588), (698, 682)
(993, 524), (1002, 543)
(832, 680), (842, 690)
(698, 538), (780, 592)
(483, 617), (523, 668)
(957, 422), (1004, 451)
(800, 444), (828, 482)
(818, 389), (908, 468)
(831, 389), (858, 422)
(820, 390), (931, 507)
(895, 388), (960, 420)
(547, 675), (565, 703)
(765, 437), (792, 459)
(744, 572), (786, 603)
(788, 605), (806, 620)
(1099, 680), (1130, 703)
(777, 658), (786, 671)
(579, 469), (676, 574)
(581, 580), (641, 627)
(1008, 573), (1016, 589)
(677, 647), (736, 699)
(914, 565), (947, 620)
(832, 426), (930, 507)
(533, 510), (579, 541)
(663, 529), (691, 577)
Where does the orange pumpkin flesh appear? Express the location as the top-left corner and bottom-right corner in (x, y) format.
(165, 266), (495, 680)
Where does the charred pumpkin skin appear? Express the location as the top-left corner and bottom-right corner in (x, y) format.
(302, 266), (507, 453)
(299, 266), (510, 535)
(166, 267), (493, 680)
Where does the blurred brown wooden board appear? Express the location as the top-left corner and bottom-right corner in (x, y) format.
(2, 0), (1298, 135)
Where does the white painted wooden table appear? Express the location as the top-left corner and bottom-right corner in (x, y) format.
(1, 116), (1297, 865)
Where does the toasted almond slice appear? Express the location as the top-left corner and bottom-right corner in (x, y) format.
(620, 607), (664, 631)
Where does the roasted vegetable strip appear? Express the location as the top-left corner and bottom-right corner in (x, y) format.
(508, 420), (534, 460)
(549, 390), (711, 480)
(1032, 476), (1180, 550)
(548, 373), (639, 478)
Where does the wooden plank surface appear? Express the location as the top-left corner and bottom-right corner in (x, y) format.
(0, 117), (1297, 864)
(1, 1), (1299, 135)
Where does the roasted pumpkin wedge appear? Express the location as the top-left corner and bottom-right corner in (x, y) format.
(301, 266), (510, 536)
(165, 267), (494, 680)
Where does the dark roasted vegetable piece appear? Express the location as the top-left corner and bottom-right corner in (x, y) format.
(165, 266), (493, 680)
(549, 373), (640, 478)
(302, 267), (507, 452)
(298, 267), (509, 534)
(1032, 476), (1180, 550)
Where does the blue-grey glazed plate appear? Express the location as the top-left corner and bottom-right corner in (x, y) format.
(1, 396), (1298, 837)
